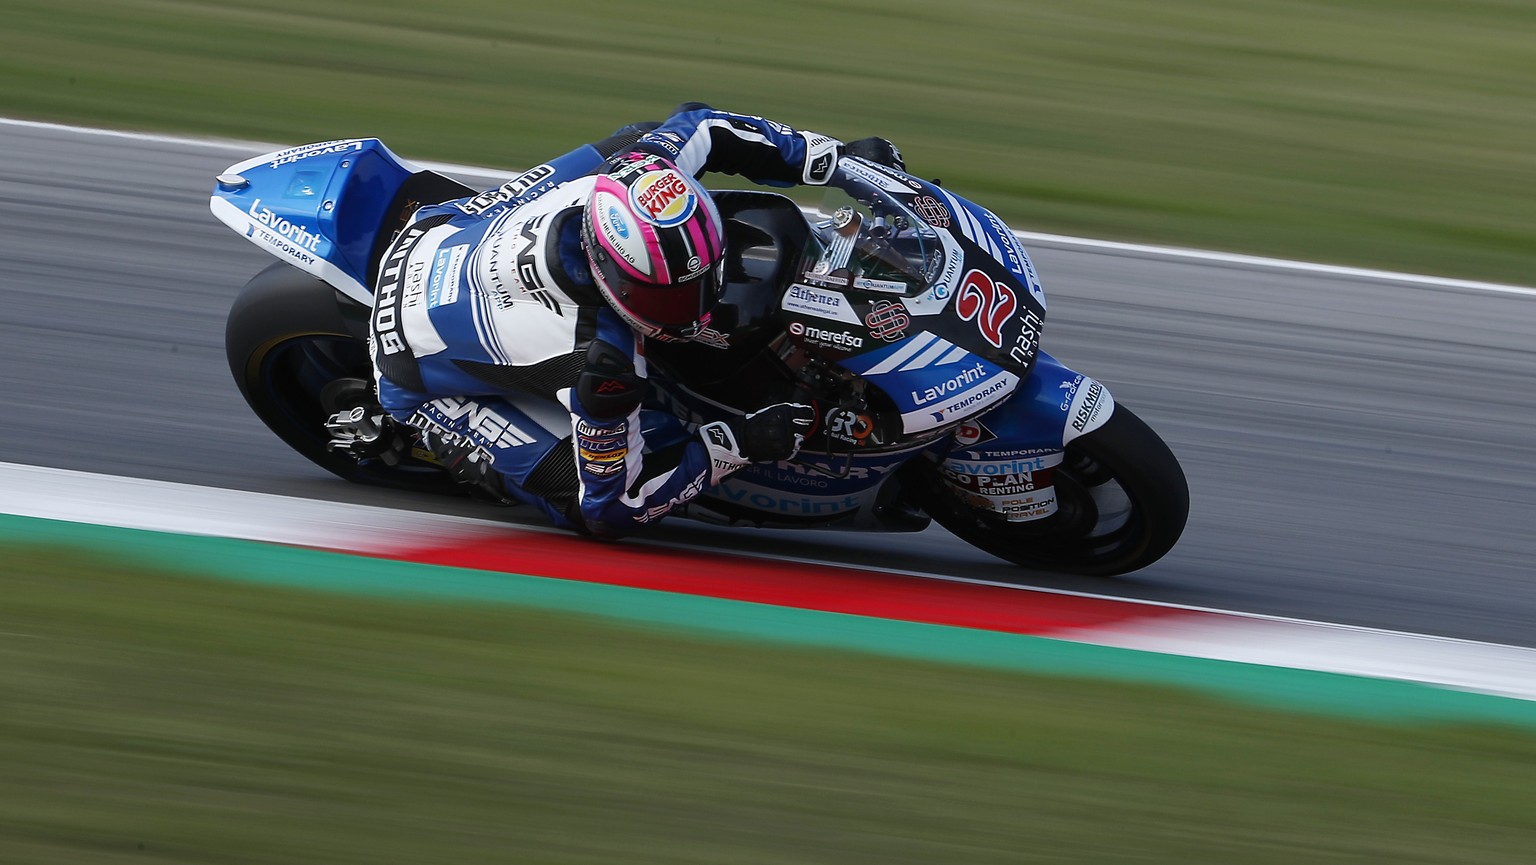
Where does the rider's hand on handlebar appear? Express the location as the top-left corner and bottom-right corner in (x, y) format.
(734, 402), (816, 462)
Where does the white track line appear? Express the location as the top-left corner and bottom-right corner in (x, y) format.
(0, 463), (514, 550)
(5, 115), (1533, 299)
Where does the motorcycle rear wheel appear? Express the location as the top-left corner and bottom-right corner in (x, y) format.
(905, 405), (1189, 577)
(224, 263), (458, 493)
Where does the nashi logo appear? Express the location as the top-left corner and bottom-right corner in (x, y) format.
(630, 169), (697, 227)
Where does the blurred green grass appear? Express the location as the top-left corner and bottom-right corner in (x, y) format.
(3, 546), (1536, 864)
(4, 0), (1534, 284)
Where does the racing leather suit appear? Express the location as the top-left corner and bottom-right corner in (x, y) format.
(369, 106), (844, 537)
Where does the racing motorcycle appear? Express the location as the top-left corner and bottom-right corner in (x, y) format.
(211, 137), (1188, 576)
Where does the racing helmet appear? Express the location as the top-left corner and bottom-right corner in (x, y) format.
(581, 153), (726, 341)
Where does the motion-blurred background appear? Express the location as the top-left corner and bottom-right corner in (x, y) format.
(7, 0), (1533, 283)
(3, 2), (1535, 863)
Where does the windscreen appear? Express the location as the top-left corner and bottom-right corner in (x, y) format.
(802, 171), (944, 297)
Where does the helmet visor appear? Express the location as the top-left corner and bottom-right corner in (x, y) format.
(595, 260), (725, 339)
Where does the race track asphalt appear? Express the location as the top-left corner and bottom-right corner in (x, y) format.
(2, 120), (1532, 645)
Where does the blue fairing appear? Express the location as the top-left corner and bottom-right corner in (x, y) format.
(839, 333), (1018, 431)
(943, 351), (1116, 460)
(934, 186), (1048, 310)
(210, 140), (418, 301)
(210, 138), (612, 303)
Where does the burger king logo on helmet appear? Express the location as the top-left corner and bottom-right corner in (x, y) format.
(630, 169), (698, 227)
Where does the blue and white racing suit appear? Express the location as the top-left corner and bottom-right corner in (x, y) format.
(369, 106), (844, 537)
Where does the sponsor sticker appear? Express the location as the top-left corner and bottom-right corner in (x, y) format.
(591, 190), (649, 275)
(911, 195), (951, 227)
(824, 408), (874, 444)
(605, 205), (630, 239)
(952, 419), (997, 448)
(630, 169), (697, 227)
(427, 245), (467, 309)
(899, 368), (1019, 432)
(712, 482), (867, 517)
(941, 454), (1062, 522)
(636, 472), (708, 523)
(788, 320), (865, 352)
(267, 139), (364, 169)
(783, 284), (861, 324)
(459, 164), (557, 215)
(373, 222), (431, 357)
(910, 362), (990, 407)
(401, 257), (428, 309)
(1063, 377), (1114, 443)
(835, 157), (913, 193)
(417, 397), (538, 450)
(864, 299), (910, 341)
(852, 276), (911, 294)
(576, 420), (630, 475)
(1009, 307), (1044, 367)
(247, 198), (322, 252)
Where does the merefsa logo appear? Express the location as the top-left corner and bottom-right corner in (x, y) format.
(789, 321), (864, 349)
(630, 170), (697, 227)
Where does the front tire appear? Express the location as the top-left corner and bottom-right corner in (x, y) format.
(224, 263), (458, 493)
(906, 405), (1188, 576)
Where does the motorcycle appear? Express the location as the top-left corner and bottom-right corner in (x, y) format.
(210, 136), (1188, 576)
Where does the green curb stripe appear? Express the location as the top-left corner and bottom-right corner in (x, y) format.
(7, 513), (1536, 729)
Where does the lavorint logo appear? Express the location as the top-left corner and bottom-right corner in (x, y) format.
(910, 362), (989, 406)
(247, 199), (322, 252)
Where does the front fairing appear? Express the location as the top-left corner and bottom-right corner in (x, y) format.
(780, 159), (1049, 437)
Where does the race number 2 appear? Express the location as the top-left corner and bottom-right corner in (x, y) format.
(955, 270), (1017, 349)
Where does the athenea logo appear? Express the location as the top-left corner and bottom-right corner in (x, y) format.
(630, 169), (697, 227)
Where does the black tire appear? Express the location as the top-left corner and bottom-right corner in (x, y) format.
(905, 405), (1189, 576)
(224, 263), (459, 493)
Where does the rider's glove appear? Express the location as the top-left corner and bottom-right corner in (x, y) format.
(698, 403), (816, 484)
(844, 137), (905, 172)
(735, 403), (816, 461)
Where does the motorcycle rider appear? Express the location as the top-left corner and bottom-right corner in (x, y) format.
(330, 103), (904, 538)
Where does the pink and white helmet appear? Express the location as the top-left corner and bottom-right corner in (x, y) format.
(581, 153), (726, 341)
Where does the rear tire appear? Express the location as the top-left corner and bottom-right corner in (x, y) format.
(906, 405), (1188, 576)
(224, 263), (458, 493)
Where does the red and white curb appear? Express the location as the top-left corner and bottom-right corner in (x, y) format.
(5, 462), (1536, 702)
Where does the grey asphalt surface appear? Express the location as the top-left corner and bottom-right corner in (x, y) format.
(2, 120), (1533, 646)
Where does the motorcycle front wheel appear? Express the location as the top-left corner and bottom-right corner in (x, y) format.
(904, 405), (1189, 577)
(224, 263), (458, 493)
